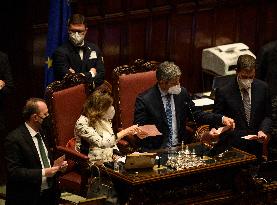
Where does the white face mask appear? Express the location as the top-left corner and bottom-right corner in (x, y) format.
(103, 106), (115, 120)
(238, 78), (253, 89)
(69, 32), (85, 46)
(168, 84), (181, 95)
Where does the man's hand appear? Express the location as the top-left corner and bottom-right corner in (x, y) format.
(0, 80), (5, 90)
(209, 128), (220, 137)
(68, 68), (75, 73)
(201, 128), (219, 143)
(53, 155), (68, 173)
(222, 116), (235, 129)
(59, 161), (68, 173)
(90, 68), (97, 75)
(44, 166), (60, 177)
(258, 131), (268, 143)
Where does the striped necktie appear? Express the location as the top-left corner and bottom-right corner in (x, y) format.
(242, 88), (251, 124)
(165, 94), (173, 146)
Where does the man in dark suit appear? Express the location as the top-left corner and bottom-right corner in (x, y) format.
(214, 54), (272, 159)
(5, 98), (68, 205)
(53, 13), (105, 88)
(0, 51), (14, 136)
(256, 40), (277, 159)
(256, 40), (277, 98)
(134, 61), (235, 150)
(0, 51), (14, 185)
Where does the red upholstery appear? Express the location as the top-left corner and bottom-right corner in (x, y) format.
(112, 60), (159, 153)
(119, 70), (157, 129)
(52, 84), (87, 147)
(47, 83), (90, 196)
(46, 78), (112, 197)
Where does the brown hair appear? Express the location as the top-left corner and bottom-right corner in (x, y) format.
(237, 54), (256, 72)
(68, 13), (87, 27)
(22, 98), (46, 121)
(83, 90), (113, 127)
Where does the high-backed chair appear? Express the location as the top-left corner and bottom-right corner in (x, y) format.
(45, 74), (90, 196)
(45, 73), (111, 196)
(112, 59), (159, 153)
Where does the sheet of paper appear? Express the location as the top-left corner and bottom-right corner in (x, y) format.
(138, 124), (162, 138)
(216, 126), (230, 134)
(54, 155), (65, 167)
(241, 135), (258, 140)
(192, 98), (214, 106)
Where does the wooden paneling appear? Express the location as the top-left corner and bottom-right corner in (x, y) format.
(170, 13), (194, 88)
(237, 4), (258, 51)
(66, 0), (277, 93)
(102, 22), (122, 83)
(9, 0), (277, 125)
(128, 19), (147, 61)
(148, 16), (168, 61)
(214, 7), (237, 46)
(128, 0), (148, 11)
(262, 1), (277, 43)
(104, 0), (123, 14)
(86, 24), (100, 49)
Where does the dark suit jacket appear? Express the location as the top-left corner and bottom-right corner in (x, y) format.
(256, 40), (277, 97)
(5, 124), (58, 205)
(0, 51), (14, 132)
(134, 84), (223, 150)
(213, 77), (272, 157)
(52, 41), (105, 87)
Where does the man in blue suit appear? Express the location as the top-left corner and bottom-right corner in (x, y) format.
(214, 54), (272, 159)
(53, 13), (105, 88)
(134, 61), (235, 150)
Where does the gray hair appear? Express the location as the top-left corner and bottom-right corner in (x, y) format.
(156, 61), (181, 81)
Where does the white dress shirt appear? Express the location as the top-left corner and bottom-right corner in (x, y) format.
(25, 123), (50, 191)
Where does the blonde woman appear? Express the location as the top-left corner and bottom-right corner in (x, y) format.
(74, 90), (145, 164)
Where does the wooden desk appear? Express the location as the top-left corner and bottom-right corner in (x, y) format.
(99, 143), (257, 204)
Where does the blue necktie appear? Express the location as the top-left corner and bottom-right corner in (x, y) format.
(165, 94), (173, 146)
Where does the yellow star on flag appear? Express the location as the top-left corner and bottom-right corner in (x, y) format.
(45, 57), (53, 69)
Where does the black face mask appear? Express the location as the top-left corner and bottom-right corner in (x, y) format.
(41, 115), (52, 130)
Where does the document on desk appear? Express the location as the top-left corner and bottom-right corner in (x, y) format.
(138, 124), (162, 138)
(193, 98), (214, 107)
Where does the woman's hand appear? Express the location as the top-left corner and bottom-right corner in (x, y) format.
(117, 124), (148, 139)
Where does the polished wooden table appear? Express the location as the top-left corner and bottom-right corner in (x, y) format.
(99, 143), (257, 205)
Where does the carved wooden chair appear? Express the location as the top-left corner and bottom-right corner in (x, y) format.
(45, 73), (111, 196)
(112, 59), (159, 154)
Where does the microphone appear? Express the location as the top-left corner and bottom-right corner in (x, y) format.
(185, 100), (201, 141)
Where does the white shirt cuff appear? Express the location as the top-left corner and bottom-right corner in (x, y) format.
(222, 116), (225, 124)
(42, 169), (45, 177)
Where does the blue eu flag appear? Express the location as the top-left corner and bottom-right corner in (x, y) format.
(44, 0), (71, 88)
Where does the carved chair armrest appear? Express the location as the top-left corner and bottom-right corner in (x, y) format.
(56, 146), (89, 166)
(117, 139), (129, 146)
